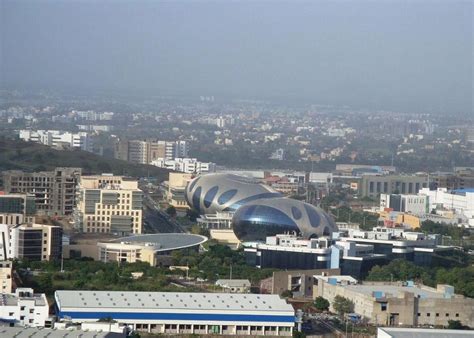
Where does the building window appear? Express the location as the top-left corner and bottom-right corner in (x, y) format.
(446, 313), (449, 317)
(427, 313), (430, 317)
(456, 313), (459, 317)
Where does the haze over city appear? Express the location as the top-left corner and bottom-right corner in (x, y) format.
(0, 1), (474, 338)
(2, 0), (472, 114)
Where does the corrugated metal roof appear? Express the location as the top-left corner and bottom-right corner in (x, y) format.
(55, 290), (293, 313)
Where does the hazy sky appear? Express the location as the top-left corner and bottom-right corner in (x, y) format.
(1, 1), (472, 113)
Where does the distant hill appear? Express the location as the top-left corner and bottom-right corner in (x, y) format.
(0, 137), (169, 180)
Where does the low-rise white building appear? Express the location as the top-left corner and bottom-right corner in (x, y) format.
(419, 188), (474, 220)
(0, 288), (49, 327)
(197, 212), (233, 229)
(380, 194), (428, 215)
(151, 158), (216, 174)
(215, 279), (251, 293)
(19, 130), (92, 152)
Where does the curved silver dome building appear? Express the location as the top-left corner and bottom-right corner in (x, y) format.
(185, 173), (337, 241)
(185, 173), (281, 214)
(232, 197), (338, 241)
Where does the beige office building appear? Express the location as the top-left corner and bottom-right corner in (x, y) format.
(76, 174), (143, 235)
(167, 172), (193, 212)
(360, 174), (428, 198)
(2, 168), (81, 216)
(0, 261), (13, 293)
(114, 139), (187, 164)
(315, 276), (474, 328)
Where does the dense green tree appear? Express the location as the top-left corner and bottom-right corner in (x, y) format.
(332, 295), (354, 315)
(314, 296), (330, 311)
(36, 273), (54, 295)
(418, 220), (467, 240)
(333, 206), (378, 230)
(366, 259), (433, 285)
(186, 209), (200, 222)
(447, 320), (463, 330)
(166, 205), (177, 217)
(365, 259), (474, 298)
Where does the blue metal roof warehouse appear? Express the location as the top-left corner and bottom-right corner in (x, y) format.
(55, 290), (295, 336)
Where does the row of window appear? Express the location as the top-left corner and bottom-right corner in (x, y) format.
(95, 204), (136, 210)
(418, 312), (459, 318)
(136, 324), (291, 333)
(86, 227), (140, 233)
(369, 181), (426, 194)
(88, 210), (140, 217)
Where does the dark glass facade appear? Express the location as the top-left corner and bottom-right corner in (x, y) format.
(18, 229), (43, 261)
(192, 187), (202, 214)
(251, 249), (329, 270)
(341, 257), (388, 279)
(203, 186), (219, 208)
(0, 197), (25, 214)
(233, 205), (299, 241)
(217, 189), (238, 206)
(49, 227), (63, 260)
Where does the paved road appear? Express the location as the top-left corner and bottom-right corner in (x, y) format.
(143, 194), (185, 233)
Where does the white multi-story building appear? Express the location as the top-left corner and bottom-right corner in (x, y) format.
(127, 140), (148, 164)
(0, 223), (62, 262)
(73, 110), (114, 121)
(174, 140), (189, 158)
(19, 130), (92, 152)
(151, 158), (216, 174)
(419, 188), (474, 221)
(0, 288), (49, 327)
(380, 194), (428, 215)
(115, 139), (189, 164)
(77, 125), (113, 132)
(75, 174), (143, 235)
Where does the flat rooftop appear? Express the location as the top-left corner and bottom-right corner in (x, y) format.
(55, 290), (293, 313)
(378, 327), (474, 338)
(109, 233), (208, 252)
(345, 284), (444, 299)
(0, 293), (47, 306)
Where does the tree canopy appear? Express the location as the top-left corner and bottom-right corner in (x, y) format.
(314, 296), (330, 311)
(365, 259), (474, 298)
(332, 295), (354, 315)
